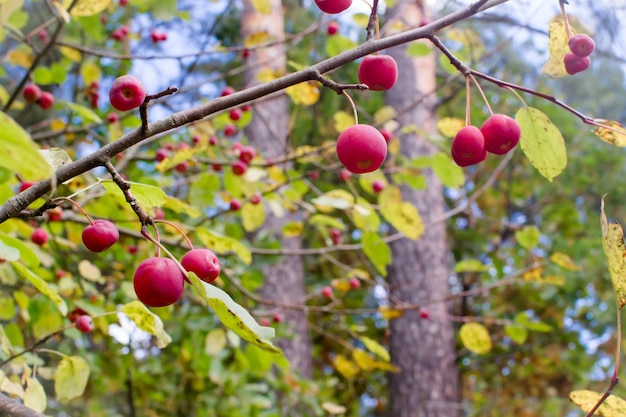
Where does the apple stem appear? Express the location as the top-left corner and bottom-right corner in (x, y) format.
(52, 196), (94, 225)
(469, 74), (493, 116)
(342, 90), (359, 125)
(154, 219), (194, 250)
(559, 0), (574, 39)
(140, 224), (189, 281)
(464, 76), (472, 126)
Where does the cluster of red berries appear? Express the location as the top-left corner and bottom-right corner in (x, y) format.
(23, 83), (54, 109)
(564, 34), (594, 75)
(112, 25), (130, 42)
(134, 248), (221, 307)
(150, 30), (167, 43)
(451, 114), (521, 167)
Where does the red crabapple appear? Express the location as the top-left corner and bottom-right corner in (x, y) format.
(379, 129), (393, 143)
(564, 52), (591, 75)
(327, 21), (339, 35)
(224, 124), (237, 137)
(106, 112), (119, 123)
(82, 219), (119, 252)
(19, 181), (34, 192)
(372, 180), (386, 193)
(250, 193), (261, 205)
(321, 285), (334, 299)
(109, 75), (146, 111)
(209, 136), (218, 146)
(358, 55), (398, 91)
(48, 207), (62, 222)
(133, 257), (185, 307)
(155, 148), (168, 162)
(232, 160), (248, 176)
(175, 161), (189, 173)
(76, 315), (94, 333)
(480, 114), (521, 155)
(419, 309), (430, 319)
(23, 83), (42, 103)
(339, 169), (352, 181)
(314, 0), (351, 14)
(221, 86), (236, 96)
(31, 228), (48, 246)
(568, 34), (595, 57)
(451, 126), (486, 167)
(230, 199), (242, 211)
(336, 124), (387, 174)
(181, 248), (221, 283)
(349, 278), (360, 289)
(239, 146), (256, 163)
(329, 228), (341, 245)
(37, 92), (54, 109)
(229, 108), (242, 121)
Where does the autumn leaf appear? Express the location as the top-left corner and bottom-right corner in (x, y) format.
(600, 196), (626, 309)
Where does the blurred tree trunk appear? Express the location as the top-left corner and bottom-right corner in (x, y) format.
(241, 0), (314, 378)
(385, 2), (460, 417)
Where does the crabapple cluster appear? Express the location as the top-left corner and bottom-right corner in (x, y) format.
(451, 114), (521, 167)
(23, 83), (54, 110)
(564, 34), (594, 75)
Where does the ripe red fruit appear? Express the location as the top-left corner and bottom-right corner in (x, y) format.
(224, 124), (237, 137)
(209, 136), (218, 146)
(358, 55), (398, 91)
(314, 0), (351, 14)
(212, 164), (222, 172)
(82, 219), (120, 252)
(76, 315), (94, 333)
(336, 124), (388, 174)
(37, 30), (49, 43)
(379, 129), (393, 143)
(221, 86), (236, 97)
(23, 84), (42, 103)
(111, 28), (127, 41)
(321, 285), (334, 299)
(181, 248), (221, 283)
(259, 318), (270, 326)
(175, 161), (189, 173)
(133, 257), (185, 307)
(37, 92), (54, 109)
(250, 193), (261, 205)
(31, 228), (48, 246)
(564, 52), (591, 75)
(106, 112), (119, 123)
(419, 309), (430, 319)
(47, 207), (62, 222)
(150, 30), (167, 43)
(155, 148), (168, 162)
(272, 314), (281, 323)
(239, 146), (256, 163)
(309, 171), (320, 180)
(372, 180), (386, 193)
(229, 199), (242, 211)
(451, 126), (486, 167)
(242, 49), (250, 59)
(192, 135), (200, 144)
(329, 228), (341, 245)
(339, 169), (352, 181)
(229, 108), (242, 121)
(154, 208), (165, 220)
(128, 245), (138, 254)
(480, 114), (521, 155)
(327, 21), (339, 35)
(231, 160), (248, 176)
(240, 104), (251, 112)
(349, 278), (360, 289)
(119, 0), (128, 5)
(68, 307), (87, 323)
(19, 181), (34, 192)
(109, 75), (146, 111)
(568, 34), (595, 57)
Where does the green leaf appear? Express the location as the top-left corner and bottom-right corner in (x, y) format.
(570, 390), (626, 417)
(352, 198), (380, 232)
(187, 273), (281, 354)
(504, 324), (528, 344)
(67, 101), (103, 124)
(163, 196), (201, 218)
(189, 172), (220, 208)
(517, 107), (567, 181)
(378, 186), (424, 240)
(515, 225), (541, 249)
(454, 259), (490, 273)
(120, 301), (172, 348)
(0, 111), (52, 180)
(459, 322), (492, 354)
(362, 231), (391, 276)
(11, 262), (67, 316)
(431, 152), (464, 189)
(326, 35), (357, 57)
(39, 148), (73, 172)
(0, 232), (38, 267)
(309, 214), (345, 230)
(360, 336), (390, 361)
(0, 240), (19, 262)
(54, 356), (90, 402)
(196, 228), (252, 265)
(24, 377), (47, 413)
(241, 202), (266, 232)
(0, 296), (15, 320)
(64, 0), (111, 16)
(100, 179), (166, 208)
(514, 312), (553, 332)
(406, 42), (432, 57)
(600, 196), (626, 309)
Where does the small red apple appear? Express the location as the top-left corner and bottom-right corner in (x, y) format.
(358, 55), (398, 91)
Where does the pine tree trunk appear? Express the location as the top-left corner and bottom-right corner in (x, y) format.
(385, 2), (460, 416)
(241, 0), (313, 378)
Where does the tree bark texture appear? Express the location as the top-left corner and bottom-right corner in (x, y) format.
(0, 393), (43, 417)
(385, 2), (460, 417)
(241, 0), (314, 378)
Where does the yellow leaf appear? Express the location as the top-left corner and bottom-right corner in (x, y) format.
(241, 202), (266, 232)
(331, 278), (351, 292)
(594, 120), (626, 147)
(120, 301), (172, 348)
(24, 377), (47, 413)
(63, 0), (112, 16)
(205, 329), (227, 355)
(256, 68), (279, 83)
(81, 61), (101, 87)
(332, 354), (360, 379)
(600, 196), (626, 309)
(54, 356), (90, 401)
(0, 370), (24, 398)
(7, 48), (34, 68)
(196, 228), (252, 265)
(244, 31), (270, 47)
(282, 221), (303, 237)
(378, 186), (424, 240)
(333, 110), (353, 133)
(378, 305), (403, 320)
(570, 390), (626, 417)
(542, 275), (566, 286)
(541, 17), (572, 78)
(437, 117), (465, 138)
(312, 189), (354, 213)
(352, 198), (380, 232)
(352, 348), (376, 370)
(373, 105), (397, 125)
(285, 82), (319, 106)
(360, 336), (390, 361)
(322, 402), (347, 415)
(78, 260), (105, 284)
(251, 0), (271, 13)
(550, 252), (582, 271)
(59, 46), (81, 62)
(522, 266), (544, 282)
(459, 322), (492, 355)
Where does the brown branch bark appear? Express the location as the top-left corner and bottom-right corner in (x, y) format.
(0, 393), (44, 417)
(0, 0), (510, 224)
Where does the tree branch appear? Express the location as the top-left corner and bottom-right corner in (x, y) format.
(0, 393), (45, 417)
